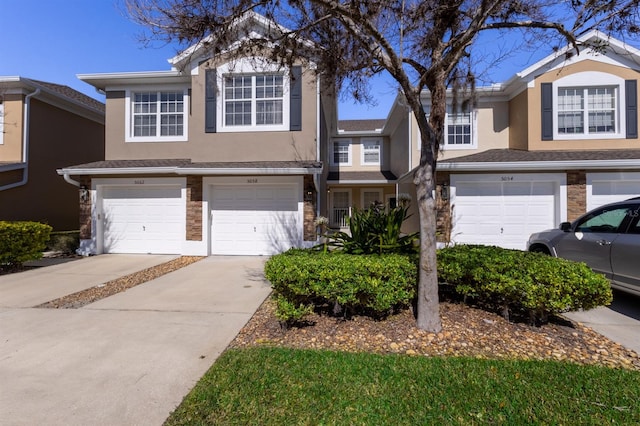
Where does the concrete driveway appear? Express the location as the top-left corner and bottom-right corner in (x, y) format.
(0, 255), (272, 426)
(564, 290), (640, 355)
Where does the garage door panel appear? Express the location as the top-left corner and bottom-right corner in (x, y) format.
(102, 185), (184, 254)
(211, 184), (300, 255)
(452, 177), (559, 250)
(588, 174), (640, 210)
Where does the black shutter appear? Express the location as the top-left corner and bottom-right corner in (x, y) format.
(290, 66), (302, 131)
(205, 69), (216, 133)
(541, 82), (553, 141)
(626, 80), (637, 139)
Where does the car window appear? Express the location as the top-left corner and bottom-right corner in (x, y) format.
(575, 206), (631, 233)
(626, 209), (640, 234)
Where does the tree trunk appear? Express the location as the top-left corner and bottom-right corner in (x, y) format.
(413, 162), (442, 332)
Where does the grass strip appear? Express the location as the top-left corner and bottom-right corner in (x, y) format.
(166, 347), (640, 425)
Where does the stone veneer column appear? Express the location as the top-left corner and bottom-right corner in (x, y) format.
(567, 171), (586, 222)
(303, 175), (317, 241)
(186, 176), (203, 241)
(78, 177), (92, 240)
(435, 172), (451, 244)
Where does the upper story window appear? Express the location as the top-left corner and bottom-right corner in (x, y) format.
(423, 103), (477, 150)
(546, 71), (629, 141)
(213, 58), (293, 133)
(361, 138), (381, 165)
(224, 74), (284, 127)
(331, 139), (352, 166)
(557, 86), (616, 135)
(126, 88), (189, 142)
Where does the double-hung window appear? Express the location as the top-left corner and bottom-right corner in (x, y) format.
(361, 138), (381, 165)
(446, 105), (473, 147)
(332, 140), (352, 166)
(424, 103), (476, 149)
(557, 86), (617, 135)
(223, 73), (284, 128)
(128, 89), (187, 142)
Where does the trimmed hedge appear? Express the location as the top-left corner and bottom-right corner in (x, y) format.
(437, 245), (613, 323)
(0, 221), (52, 266)
(264, 249), (417, 323)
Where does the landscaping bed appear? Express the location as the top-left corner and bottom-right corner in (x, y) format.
(229, 296), (640, 370)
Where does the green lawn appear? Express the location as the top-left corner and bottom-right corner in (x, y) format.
(165, 347), (640, 425)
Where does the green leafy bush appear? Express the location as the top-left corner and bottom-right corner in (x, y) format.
(325, 201), (418, 254)
(0, 221), (52, 266)
(437, 245), (612, 324)
(46, 230), (80, 254)
(264, 250), (417, 324)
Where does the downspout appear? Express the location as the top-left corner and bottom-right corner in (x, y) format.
(62, 172), (81, 187)
(0, 87), (40, 191)
(314, 74), (321, 227)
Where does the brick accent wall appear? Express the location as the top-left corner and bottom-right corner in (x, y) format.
(567, 171), (586, 221)
(303, 175), (317, 241)
(79, 177), (92, 240)
(186, 176), (203, 241)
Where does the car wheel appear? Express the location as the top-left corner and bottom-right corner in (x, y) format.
(529, 245), (550, 255)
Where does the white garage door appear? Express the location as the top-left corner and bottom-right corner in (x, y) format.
(452, 175), (560, 250)
(211, 185), (300, 255)
(102, 186), (184, 254)
(587, 172), (640, 211)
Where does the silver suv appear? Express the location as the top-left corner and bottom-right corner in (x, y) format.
(527, 198), (640, 296)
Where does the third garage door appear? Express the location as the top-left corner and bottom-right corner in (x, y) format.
(451, 174), (562, 250)
(211, 185), (300, 255)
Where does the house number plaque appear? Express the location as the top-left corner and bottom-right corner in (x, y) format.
(134, 180), (145, 184)
(247, 178), (258, 184)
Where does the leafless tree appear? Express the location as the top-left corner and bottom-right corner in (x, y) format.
(124, 0), (640, 332)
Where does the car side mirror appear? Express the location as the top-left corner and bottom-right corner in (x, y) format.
(559, 222), (572, 232)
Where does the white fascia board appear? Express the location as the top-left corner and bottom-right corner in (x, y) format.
(77, 71), (188, 90)
(0, 162), (27, 172)
(57, 167), (179, 176)
(175, 167), (322, 175)
(327, 179), (396, 184)
(437, 159), (640, 171)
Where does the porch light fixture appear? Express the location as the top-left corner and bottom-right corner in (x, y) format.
(79, 186), (89, 203)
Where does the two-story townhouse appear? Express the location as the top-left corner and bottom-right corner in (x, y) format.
(0, 77), (104, 230)
(59, 12), (331, 256)
(325, 119), (399, 228)
(394, 30), (640, 250)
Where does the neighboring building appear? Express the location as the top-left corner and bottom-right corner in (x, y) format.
(0, 77), (105, 230)
(59, 12), (332, 256)
(393, 30), (640, 249)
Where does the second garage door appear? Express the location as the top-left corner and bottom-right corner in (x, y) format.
(211, 185), (300, 255)
(587, 172), (640, 210)
(451, 174), (562, 250)
(101, 185), (184, 254)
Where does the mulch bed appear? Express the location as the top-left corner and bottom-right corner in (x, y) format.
(229, 297), (640, 371)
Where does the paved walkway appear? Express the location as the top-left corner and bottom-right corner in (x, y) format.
(0, 255), (272, 426)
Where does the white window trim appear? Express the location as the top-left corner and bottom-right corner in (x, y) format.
(361, 188), (384, 208)
(0, 102), (4, 145)
(125, 85), (189, 143)
(360, 137), (382, 165)
(423, 104), (478, 150)
(216, 58), (290, 132)
(552, 71), (626, 140)
(331, 139), (352, 166)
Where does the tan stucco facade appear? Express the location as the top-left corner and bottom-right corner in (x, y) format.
(0, 94), (25, 162)
(104, 61), (320, 162)
(527, 60), (640, 151)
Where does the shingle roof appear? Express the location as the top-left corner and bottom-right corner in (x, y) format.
(327, 170), (397, 181)
(26, 79), (105, 114)
(338, 119), (386, 132)
(440, 149), (640, 163)
(63, 159), (192, 169)
(182, 161), (323, 169)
